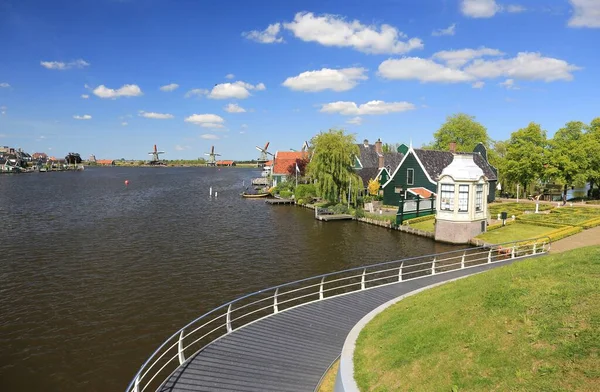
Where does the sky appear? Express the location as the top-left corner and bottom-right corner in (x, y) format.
(0, 0), (599, 160)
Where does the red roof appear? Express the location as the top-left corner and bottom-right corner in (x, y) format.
(273, 151), (307, 175)
(264, 160), (273, 167)
(97, 159), (115, 165)
(407, 187), (436, 198)
(216, 160), (235, 165)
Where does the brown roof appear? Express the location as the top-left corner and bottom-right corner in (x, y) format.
(216, 160), (235, 165)
(407, 187), (436, 198)
(97, 159), (115, 165)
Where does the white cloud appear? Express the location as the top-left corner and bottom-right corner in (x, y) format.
(185, 114), (226, 128)
(159, 83), (179, 92)
(472, 81), (485, 88)
(320, 100), (416, 116)
(432, 23), (456, 36)
(568, 0), (600, 28)
(73, 114), (92, 120)
(499, 78), (519, 89)
(40, 59), (90, 70)
(243, 23), (284, 43)
(241, 123), (248, 129)
(1, 105), (6, 115)
(185, 88), (208, 98)
(208, 81), (265, 99)
(464, 52), (581, 81)
(507, 5), (526, 13)
(121, 122), (128, 126)
(378, 58), (474, 82)
(0, 82), (10, 88)
(283, 12), (423, 54)
(461, 0), (500, 18)
(282, 67), (368, 92)
(139, 111), (174, 119)
(93, 84), (143, 99)
(175, 145), (191, 151)
(347, 116), (363, 125)
(433, 47), (504, 68)
(201, 134), (220, 140)
(225, 74), (235, 79)
(380, 51), (580, 83)
(224, 103), (246, 113)
(81, 94), (89, 99)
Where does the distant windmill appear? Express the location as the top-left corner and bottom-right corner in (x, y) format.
(148, 144), (165, 163)
(256, 141), (274, 165)
(205, 145), (220, 166)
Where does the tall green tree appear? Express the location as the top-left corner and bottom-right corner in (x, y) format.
(382, 143), (401, 153)
(307, 129), (362, 204)
(430, 113), (491, 152)
(584, 117), (600, 197)
(546, 121), (590, 197)
(503, 123), (547, 196)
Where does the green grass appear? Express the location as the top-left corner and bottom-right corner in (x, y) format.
(317, 360), (340, 392)
(364, 212), (396, 223)
(409, 219), (435, 233)
(354, 246), (600, 392)
(519, 207), (600, 227)
(476, 223), (555, 244)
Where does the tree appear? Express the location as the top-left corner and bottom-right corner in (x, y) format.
(382, 143), (401, 153)
(65, 152), (82, 164)
(430, 113), (491, 152)
(306, 129), (362, 204)
(584, 117), (600, 197)
(367, 178), (380, 196)
(503, 123), (547, 196)
(546, 121), (590, 197)
(286, 157), (309, 178)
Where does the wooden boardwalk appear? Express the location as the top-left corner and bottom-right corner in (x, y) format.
(265, 199), (295, 205)
(158, 257), (523, 392)
(316, 214), (353, 221)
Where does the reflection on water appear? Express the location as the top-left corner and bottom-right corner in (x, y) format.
(0, 167), (461, 391)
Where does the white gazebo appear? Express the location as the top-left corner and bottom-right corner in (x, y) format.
(435, 154), (489, 244)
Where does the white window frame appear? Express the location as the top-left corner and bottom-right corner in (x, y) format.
(458, 184), (469, 212)
(440, 184), (454, 211)
(476, 184), (483, 212)
(406, 168), (414, 185)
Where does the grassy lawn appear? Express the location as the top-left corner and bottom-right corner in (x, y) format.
(409, 219), (435, 233)
(476, 223), (555, 244)
(354, 246), (600, 392)
(519, 207), (600, 227)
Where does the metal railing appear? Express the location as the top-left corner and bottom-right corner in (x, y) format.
(126, 236), (551, 392)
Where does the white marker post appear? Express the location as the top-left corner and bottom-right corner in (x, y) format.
(215, 191), (218, 198)
(209, 186), (213, 197)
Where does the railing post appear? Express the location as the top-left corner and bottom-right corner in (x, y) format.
(226, 304), (232, 333)
(511, 246), (515, 259)
(488, 248), (492, 263)
(361, 269), (366, 290)
(319, 277), (324, 300)
(178, 330), (185, 365)
(133, 375), (140, 392)
(461, 252), (465, 269)
(273, 288), (279, 314)
(431, 257), (436, 275)
(532, 243), (537, 254)
(398, 262), (403, 282)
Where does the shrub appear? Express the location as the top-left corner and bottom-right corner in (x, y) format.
(279, 190), (293, 199)
(297, 198), (305, 205)
(330, 204), (350, 214)
(402, 214), (435, 226)
(295, 184), (316, 201)
(354, 206), (365, 218)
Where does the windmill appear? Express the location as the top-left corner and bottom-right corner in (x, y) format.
(205, 145), (220, 166)
(256, 141), (274, 166)
(148, 144), (165, 164)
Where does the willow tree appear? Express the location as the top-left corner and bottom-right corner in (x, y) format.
(307, 129), (362, 204)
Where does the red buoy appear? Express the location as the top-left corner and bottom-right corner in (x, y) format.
(125, 180), (129, 185)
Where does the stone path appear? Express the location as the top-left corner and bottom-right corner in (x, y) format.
(550, 226), (600, 253)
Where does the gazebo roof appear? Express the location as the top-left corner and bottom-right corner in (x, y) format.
(440, 154), (484, 181)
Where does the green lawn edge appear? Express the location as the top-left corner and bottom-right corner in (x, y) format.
(354, 246), (600, 392)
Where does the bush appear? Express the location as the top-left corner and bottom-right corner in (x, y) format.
(297, 198), (305, 205)
(354, 206), (365, 218)
(330, 204), (350, 214)
(403, 214), (435, 226)
(279, 190), (293, 199)
(295, 184), (316, 201)
(363, 195), (373, 203)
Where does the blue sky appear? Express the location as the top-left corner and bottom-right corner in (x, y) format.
(0, 0), (598, 160)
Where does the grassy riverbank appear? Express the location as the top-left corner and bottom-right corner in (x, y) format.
(354, 246), (599, 392)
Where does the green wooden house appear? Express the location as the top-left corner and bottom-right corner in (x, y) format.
(382, 143), (497, 206)
(354, 139), (404, 192)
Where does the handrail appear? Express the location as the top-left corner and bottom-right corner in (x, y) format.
(125, 236), (551, 392)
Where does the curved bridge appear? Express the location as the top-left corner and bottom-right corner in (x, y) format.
(127, 238), (550, 392)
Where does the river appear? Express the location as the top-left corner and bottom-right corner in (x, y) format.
(0, 167), (460, 391)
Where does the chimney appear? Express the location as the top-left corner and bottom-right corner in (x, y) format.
(376, 139), (384, 168)
(375, 138), (382, 153)
(363, 139), (369, 147)
(449, 141), (457, 153)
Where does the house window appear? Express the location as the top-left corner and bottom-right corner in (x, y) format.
(394, 186), (403, 194)
(440, 184), (454, 211)
(476, 184), (483, 211)
(407, 168), (414, 185)
(459, 185), (469, 212)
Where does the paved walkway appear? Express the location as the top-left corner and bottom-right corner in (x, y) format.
(550, 226), (600, 253)
(159, 257), (526, 392)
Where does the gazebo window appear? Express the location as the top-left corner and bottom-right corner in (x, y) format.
(458, 185), (469, 212)
(440, 184), (454, 211)
(476, 184), (483, 211)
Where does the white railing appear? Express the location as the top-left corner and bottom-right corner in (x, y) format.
(126, 237), (551, 392)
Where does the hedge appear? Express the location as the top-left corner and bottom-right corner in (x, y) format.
(402, 214), (435, 226)
(581, 217), (600, 229)
(546, 226), (583, 242)
(486, 219), (517, 232)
